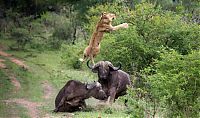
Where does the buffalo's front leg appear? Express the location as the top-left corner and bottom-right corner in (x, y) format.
(107, 87), (117, 104)
(54, 97), (66, 112)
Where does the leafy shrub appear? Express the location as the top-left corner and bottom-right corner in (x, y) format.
(51, 20), (74, 49)
(100, 26), (160, 72)
(120, 77), (153, 118)
(61, 42), (85, 69)
(28, 21), (48, 50)
(38, 12), (61, 28)
(144, 50), (200, 117)
(52, 20), (72, 41)
(28, 12), (76, 50)
(134, 3), (200, 55)
(10, 28), (31, 49)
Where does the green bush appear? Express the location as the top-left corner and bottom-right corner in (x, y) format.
(29, 12), (76, 50)
(28, 21), (48, 50)
(134, 3), (200, 55)
(122, 87), (145, 118)
(61, 42), (85, 69)
(38, 12), (62, 28)
(51, 20), (74, 49)
(11, 28), (31, 49)
(144, 50), (200, 117)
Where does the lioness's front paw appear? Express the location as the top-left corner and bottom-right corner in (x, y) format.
(122, 23), (129, 28)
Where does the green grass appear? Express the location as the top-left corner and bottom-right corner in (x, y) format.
(0, 70), (13, 100)
(0, 101), (29, 118)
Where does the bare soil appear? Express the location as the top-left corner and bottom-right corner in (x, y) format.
(0, 59), (6, 69)
(9, 75), (21, 93)
(0, 50), (28, 70)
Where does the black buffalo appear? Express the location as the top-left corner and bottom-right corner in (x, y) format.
(87, 60), (131, 103)
(54, 80), (107, 112)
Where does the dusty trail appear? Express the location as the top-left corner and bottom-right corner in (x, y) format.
(9, 74), (21, 93)
(0, 50), (25, 92)
(0, 50), (12, 57)
(0, 49), (40, 118)
(42, 80), (55, 100)
(0, 45), (65, 118)
(0, 58), (6, 69)
(4, 99), (41, 118)
(4, 80), (56, 118)
(41, 80), (57, 118)
(0, 50), (29, 70)
(0, 48), (55, 118)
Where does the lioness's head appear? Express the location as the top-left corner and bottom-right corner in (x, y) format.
(100, 12), (116, 23)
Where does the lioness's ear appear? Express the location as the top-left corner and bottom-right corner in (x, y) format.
(101, 12), (106, 17)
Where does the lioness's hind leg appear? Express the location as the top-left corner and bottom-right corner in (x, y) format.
(90, 56), (95, 65)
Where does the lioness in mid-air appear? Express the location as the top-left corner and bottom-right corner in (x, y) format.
(79, 12), (129, 65)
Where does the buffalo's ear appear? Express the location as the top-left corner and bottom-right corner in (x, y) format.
(108, 62), (121, 72)
(92, 64), (100, 73)
(109, 65), (115, 71)
(92, 67), (98, 73)
(109, 66), (117, 74)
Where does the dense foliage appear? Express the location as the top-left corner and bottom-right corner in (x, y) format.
(144, 50), (200, 117)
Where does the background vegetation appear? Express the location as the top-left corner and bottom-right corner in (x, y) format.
(0, 0), (200, 117)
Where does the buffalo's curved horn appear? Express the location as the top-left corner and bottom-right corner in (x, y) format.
(87, 60), (93, 69)
(107, 61), (121, 71)
(92, 62), (100, 73)
(93, 62), (100, 69)
(87, 60), (100, 73)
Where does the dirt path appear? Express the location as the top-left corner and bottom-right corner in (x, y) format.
(0, 49), (41, 118)
(4, 99), (41, 118)
(0, 50), (25, 92)
(0, 50), (12, 57)
(0, 58), (6, 69)
(41, 80), (57, 118)
(42, 80), (55, 100)
(3, 80), (56, 118)
(9, 74), (21, 93)
(0, 49), (29, 92)
(0, 50), (29, 70)
(0, 48), (57, 118)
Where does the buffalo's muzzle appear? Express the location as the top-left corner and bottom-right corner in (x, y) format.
(99, 90), (107, 100)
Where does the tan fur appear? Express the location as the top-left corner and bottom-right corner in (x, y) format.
(80, 12), (128, 65)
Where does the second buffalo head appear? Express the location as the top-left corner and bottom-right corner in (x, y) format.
(86, 81), (107, 100)
(87, 60), (121, 80)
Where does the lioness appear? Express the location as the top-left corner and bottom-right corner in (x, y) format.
(80, 12), (128, 65)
